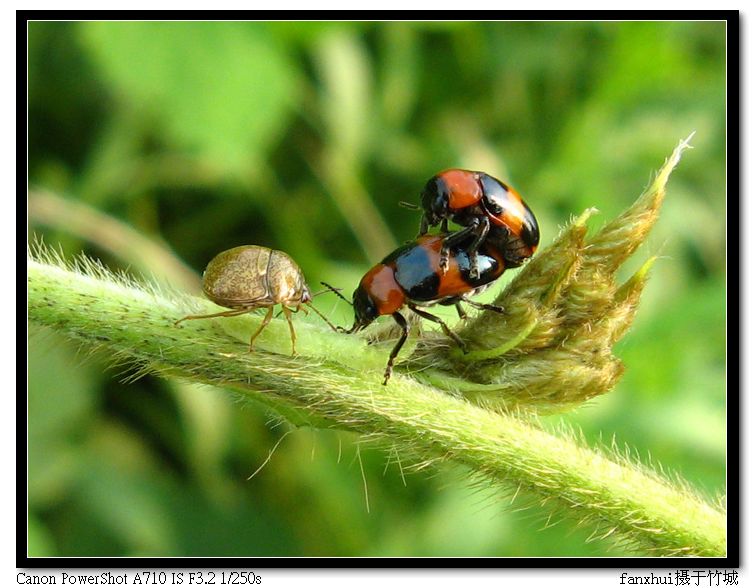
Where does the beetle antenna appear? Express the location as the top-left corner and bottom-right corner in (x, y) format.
(311, 286), (342, 298)
(320, 282), (352, 306)
(306, 302), (347, 333)
(398, 201), (420, 210)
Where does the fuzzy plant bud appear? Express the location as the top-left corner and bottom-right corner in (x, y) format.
(409, 135), (695, 412)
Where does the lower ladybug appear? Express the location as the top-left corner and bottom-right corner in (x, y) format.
(418, 168), (540, 275)
(326, 233), (507, 385)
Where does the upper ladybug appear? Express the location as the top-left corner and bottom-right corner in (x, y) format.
(418, 169), (540, 275)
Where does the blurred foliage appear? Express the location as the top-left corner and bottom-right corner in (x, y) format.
(27, 21), (726, 557)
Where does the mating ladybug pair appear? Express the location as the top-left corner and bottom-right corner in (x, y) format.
(327, 169), (540, 384)
(177, 169), (539, 385)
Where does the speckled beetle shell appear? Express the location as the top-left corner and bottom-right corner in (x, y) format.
(175, 245), (340, 356)
(202, 246), (310, 309)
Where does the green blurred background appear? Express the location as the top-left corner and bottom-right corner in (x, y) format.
(27, 21), (726, 557)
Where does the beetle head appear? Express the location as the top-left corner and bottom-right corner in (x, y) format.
(300, 284), (313, 304)
(351, 285), (378, 332)
(420, 176), (450, 226)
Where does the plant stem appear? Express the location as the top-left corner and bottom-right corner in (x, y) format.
(27, 257), (726, 556)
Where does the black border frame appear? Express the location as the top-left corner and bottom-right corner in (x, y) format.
(20, 10), (740, 570)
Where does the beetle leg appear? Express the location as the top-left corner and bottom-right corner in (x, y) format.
(284, 305), (308, 316)
(439, 218), (489, 279)
(461, 297), (505, 314)
(440, 218), (449, 233)
(440, 221), (478, 245)
(464, 217), (490, 280)
(438, 222), (476, 275)
(439, 244), (451, 274)
(383, 312), (410, 385)
(454, 301), (469, 320)
(275, 304), (308, 319)
(408, 303), (467, 353)
(174, 307), (250, 326)
(281, 306), (298, 356)
(249, 307), (275, 352)
(417, 214), (429, 238)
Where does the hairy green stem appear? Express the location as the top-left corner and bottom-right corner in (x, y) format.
(28, 257), (725, 556)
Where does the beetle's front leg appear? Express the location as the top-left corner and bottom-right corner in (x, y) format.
(439, 243), (451, 274)
(438, 220), (484, 276)
(465, 217), (490, 280)
(417, 214), (430, 238)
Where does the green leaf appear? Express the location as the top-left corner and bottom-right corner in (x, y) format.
(28, 329), (99, 507)
(79, 22), (297, 175)
(28, 514), (57, 557)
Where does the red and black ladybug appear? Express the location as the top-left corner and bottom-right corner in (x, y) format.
(325, 233), (507, 384)
(418, 169), (540, 276)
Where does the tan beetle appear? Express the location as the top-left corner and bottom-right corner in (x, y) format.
(175, 245), (337, 355)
